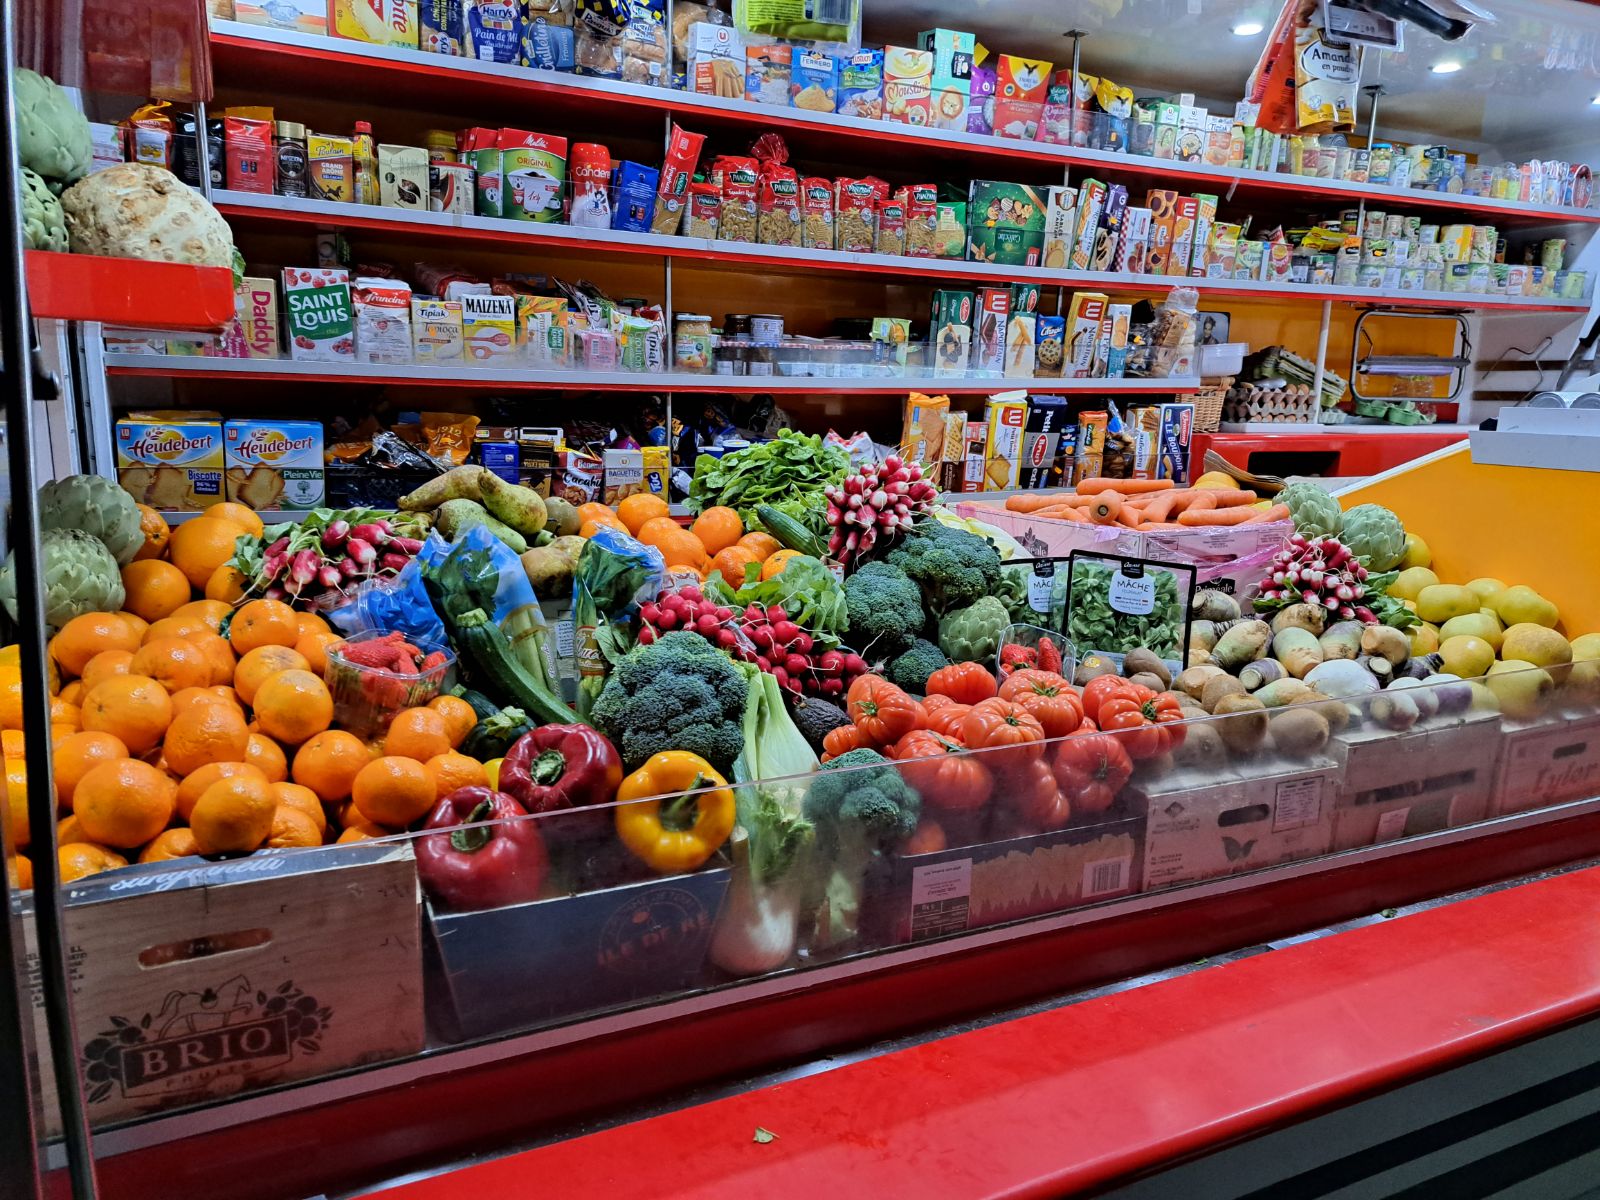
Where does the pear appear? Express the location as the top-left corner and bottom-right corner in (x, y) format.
(1486, 659), (1554, 721)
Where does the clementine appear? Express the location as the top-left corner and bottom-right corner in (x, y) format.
(80, 674), (172, 755)
(139, 828), (200, 864)
(5, 759), (27, 851)
(189, 632), (236, 687)
(350, 756), (435, 827)
(617, 491), (670, 535)
(131, 505), (171, 562)
(74, 759), (176, 848)
(207, 502), (266, 538)
(58, 843), (127, 883)
(737, 531), (782, 560)
(120, 560), (192, 623)
(294, 630), (340, 675)
(251, 670), (332, 745)
(175, 760), (266, 822)
(291, 731), (369, 803)
(265, 805), (322, 849)
(423, 751), (488, 800)
(169, 517), (249, 591)
(130, 636), (212, 693)
(172, 599), (233, 631)
(245, 733), (289, 782)
(229, 599), (300, 655)
(51, 613), (141, 678)
(52, 731), (128, 810)
(383, 707), (452, 762)
(233, 645), (309, 706)
(427, 695), (478, 748)
(190, 773), (276, 853)
(204, 564), (249, 604)
(690, 505), (742, 554)
(79, 650), (134, 695)
(163, 701), (250, 777)
(270, 782), (326, 833)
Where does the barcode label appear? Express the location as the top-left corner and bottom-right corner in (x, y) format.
(1082, 856), (1130, 899)
(810, 0), (853, 25)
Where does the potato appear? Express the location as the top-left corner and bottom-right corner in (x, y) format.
(1201, 673), (1247, 713)
(1123, 647), (1171, 688)
(1269, 708), (1331, 758)
(1213, 693), (1268, 755)
(520, 536), (584, 597)
(1128, 672), (1167, 693)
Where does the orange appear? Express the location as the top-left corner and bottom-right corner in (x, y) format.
(139, 828), (200, 864)
(120, 560), (192, 623)
(175, 761), (265, 822)
(578, 518), (622, 539)
(52, 731), (128, 810)
(617, 492), (671, 535)
(5, 759), (26, 851)
(80, 674), (172, 755)
(207, 502), (266, 538)
(577, 501), (623, 527)
(0, 673), (19, 731)
(189, 632), (236, 687)
(637, 515), (682, 544)
(74, 759), (176, 848)
(690, 506), (742, 555)
(709, 545), (759, 588)
(423, 751), (487, 800)
(351, 756), (435, 827)
(79, 650), (134, 695)
(271, 782), (326, 833)
(169, 685), (240, 720)
(49, 697), (81, 732)
(190, 773), (276, 853)
(233, 645), (309, 706)
(130, 637), (212, 693)
(51, 613), (141, 678)
(142, 615), (214, 645)
(336, 820), (388, 844)
(296, 612), (332, 637)
(760, 549), (803, 581)
(204, 564), (250, 604)
(132, 505), (171, 562)
(335, 800), (369, 830)
(114, 611), (150, 642)
(383, 708), (452, 762)
(737, 531), (782, 560)
(229, 599), (300, 655)
(173, 599), (233, 632)
(295, 630), (339, 675)
(291, 731), (370, 803)
(57, 680), (84, 705)
(1, 730), (22, 759)
(427, 695), (478, 748)
(245, 734), (288, 782)
(266, 805), (322, 849)
(252, 670), (332, 745)
(58, 843), (127, 883)
(169, 517), (249, 591)
(163, 701), (250, 777)
(640, 521), (709, 571)
(8, 856), (31, 890)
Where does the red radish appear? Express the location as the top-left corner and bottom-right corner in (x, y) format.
(346, 538), (377, 567)
(350, 523), (388, 546)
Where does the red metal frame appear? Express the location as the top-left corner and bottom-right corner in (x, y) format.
(1191, 428), (1472, 479)
(86, 806), (1600, 1200)
(24, 252), (235, 331)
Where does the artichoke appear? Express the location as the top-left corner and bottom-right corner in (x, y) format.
(22, 168), (67, 252)
(39, 474), (144, 565)
(61, 162), (235, 267)
(1340, 503), (1407, 571)
(1278, 481), (1343, 539)
(13, 68), (91, 186)
(937, 596), (1011, 664)
(0, 529), (125, 632)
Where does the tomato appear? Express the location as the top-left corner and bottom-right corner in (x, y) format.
(846, 675), (923, 745)
(1053, 734), (1133, 816)
(925, 662), (998, 705)
(1081, 674), (1148, 725)
(997, 669), (1083, 739)
(1097, 691), (1187, 760)
(1002, 757), (1072, 833)
(904, 819), (948, 856)
(960, 697), (1046, 771)
(925, 702), (972, 740)
(890, 729), (992, 813)
(821, 724), (873, 762)
(921, 693), (958, 715)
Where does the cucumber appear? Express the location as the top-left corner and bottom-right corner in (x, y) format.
(453, 609), (578, 727)
(756, 504), (825, 558)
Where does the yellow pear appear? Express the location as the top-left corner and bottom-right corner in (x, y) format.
(1390, 567), (1439, 602)
(1500, 624), (1572, 668)
(1439, 635), (1495, 679)
(1399, 532), (1432, 570)
(1488, 585), (1559, 629)
(1571, 633), (1600, 662)
(1440, 611), (1504, 651)
(1485, 659), (1554, 720)
(1416, 584), (1479, 624)
(1465, 577), (1506, 603)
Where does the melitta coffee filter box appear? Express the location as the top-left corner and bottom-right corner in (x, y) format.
(116, 413), (224, 511)
(333, 0), (418, 46)
(26, 843), (423, 1133)
(225, 419), (326, 510)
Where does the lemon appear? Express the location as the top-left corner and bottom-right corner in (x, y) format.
(1399, 532), (1432, 570)
(1389, 567), (1439, 602)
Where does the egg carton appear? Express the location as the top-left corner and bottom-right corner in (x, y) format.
(1222, 382), (1320, 424)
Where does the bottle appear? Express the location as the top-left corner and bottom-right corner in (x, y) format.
(352, 119), (378, 205)
(275, 121), (308, 198)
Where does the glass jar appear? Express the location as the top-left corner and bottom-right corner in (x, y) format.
(275, 121), (308, 198)
(673, 313), (713, 374)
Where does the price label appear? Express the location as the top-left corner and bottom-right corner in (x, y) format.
(1108, 569), (1156, 615)
(1027, 560), (1057, 615)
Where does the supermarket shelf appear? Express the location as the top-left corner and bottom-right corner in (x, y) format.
(24, 251), (235, 331)
(101, 353), (1203, 394)
(211, 189), (1593, 314)
(209, 21), (1600, 231)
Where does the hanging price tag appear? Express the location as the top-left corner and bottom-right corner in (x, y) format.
(1108, 562), (1156, 615)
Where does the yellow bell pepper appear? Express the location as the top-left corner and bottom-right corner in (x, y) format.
(614, 751), (736, 873)
(483, 757), (503, 790)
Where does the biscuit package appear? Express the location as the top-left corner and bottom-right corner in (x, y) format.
(1041, 185), (1076, 268)
(1035, 315), (1065, 378)
(973, 286), (1010, 374)
(981, 391), (1029, 489)
(225, 420), (326, 510)
(929, 288), (973, 375)
(116, 414), (225, 512)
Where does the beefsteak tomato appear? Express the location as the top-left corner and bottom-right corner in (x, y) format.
(997, 669), (1084, 739)
(1081, 674), (1148, 725)
(1053, 733), (1133, 816)
(925, 661), (998, 705)
(961, 697), (1046, 769)
(926, 701), (972, 740)
(1002, 756), (1072, 833)
(1097, 690), (1187, 759)
(846, 674), (923, 745)
(890, 729), (992, 813)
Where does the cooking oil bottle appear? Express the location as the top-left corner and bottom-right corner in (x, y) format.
(352, 119), (378, 205)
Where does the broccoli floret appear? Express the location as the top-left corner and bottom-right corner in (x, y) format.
(843, 560), (925, 657)
(887, 521), (1002, 615)
(802, 748), (920, 947)
(888, 638), (950, 694)
(591, 631), (749, 772)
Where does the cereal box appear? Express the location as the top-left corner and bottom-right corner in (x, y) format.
(353, 278), (413, 364)
(746, 45), (792, 105)
(691, 23), (744, 98)
(378, 144), (428, 210)
(973, 286), (1010, 375)
(236, 277), (278, 360)
(981, 392), (1029, 490)
(838, 49), (884, 120)
(883, 46), (932, 125)
(333, 0), (417, 46)
(1065, 292), (1108, 378)
(224, 420), (325, 510)
(282, 268), (354, 363)
(116, 414), (225, 511)
(790, 50), (839, 113)
(462, 293), (517, 363)
(412, 298), (464, 363)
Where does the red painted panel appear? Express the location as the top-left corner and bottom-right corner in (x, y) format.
(1191, 429), (1470, 481)
(25, 252), (234, 331)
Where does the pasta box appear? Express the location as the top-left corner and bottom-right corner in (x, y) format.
(1490, 710), (1600, 817)
(26, 843), (422, 1133)
(425, 868), (730, 1042)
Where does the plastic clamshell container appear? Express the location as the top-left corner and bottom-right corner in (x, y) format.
(324, 630), (455, 737)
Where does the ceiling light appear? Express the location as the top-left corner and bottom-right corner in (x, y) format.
(1592, 94), (1600, 105)
(1231, 20), (1264, 35)
(1431, 60), (1462, 73)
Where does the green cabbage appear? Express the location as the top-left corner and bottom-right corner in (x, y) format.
(14, 68), (91, 185)
(21, 168), (67, 251)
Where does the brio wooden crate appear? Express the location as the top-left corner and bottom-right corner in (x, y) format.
(1490, 711), (1600, 817)
(26, 842), (423, 1132)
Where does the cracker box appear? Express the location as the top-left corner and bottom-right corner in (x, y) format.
(224, 419), (325, 509)
(980, 391), (1029, 489)
(1035, 314), (1065, 378)
(790, 50), (839, 112)
(918, 28), (975, 129)
(1064, 292), (1108, 378)
(1187, 193), (1218, 277)
(746, 44), (791, 105)
(116, 414), (225, 511)
(1103, 302), (1132, 378)
(901, 392), (950, 468)
(27, 844), (423, 1133)
(1144, 189), (1179, 274)
(1072, 409), (1108, 481)
(837, 48), (884, 120)
(420, 0), (462, 53)
(1091, 183), (1128, 272)
(930, 289), (974, 375)
(1117, 206), (1152, 275)
(690, 23), (744, 98)
(282, 267), (354, 363)
(1041, 185), (1076, 269)
(333, 0), (417, 46)
(1069, 178), (1107, 270)
(378, 144), (428, 210)
(1491, 713), (1600, 817)
(973, 286), (1010, 375)
(461, 292), (517, 363)
(412, 297), (464, 363)
(237, 276), (279, 360)
(883, 46), (933, 125)
(236, 0), (325, 35)
(1166, 196), (1201, 276)
(1017, 394), (1068, 488)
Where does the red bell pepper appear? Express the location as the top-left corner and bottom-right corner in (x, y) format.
(498, 725), (624, 837)
(416, 786), (548, 911)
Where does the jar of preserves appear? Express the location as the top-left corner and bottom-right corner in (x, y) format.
(673, 314), (713, 374)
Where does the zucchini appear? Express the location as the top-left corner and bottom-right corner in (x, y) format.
(453, 608), (578, 727)
(460, 707), (534, 759)
(450, 687), (502, 724)
(756, 504), (825, 558)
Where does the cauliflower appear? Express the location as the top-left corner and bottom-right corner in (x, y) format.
(14, 68), (91, 185)
(61, 163), (235, 267)
(22, 168), (67, 252)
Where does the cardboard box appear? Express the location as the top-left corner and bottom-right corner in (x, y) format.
(28, 844), (422, 1132)
(378, 144), (428, 210)
(1166, 196), (1201, 276)
(282, 267), (354, 362)
(918, 28), (975, 129)
(966, 223), (1043, 266)
(1003, 312), (1036, 377)
(929, 288), (974, 375)
(1154, 402), (1193, 480)
(1144, 190), (1179, 275)
(224, 419), (325, 509)
(967, 181), (1047, 230)
(690, 23), (744, 97)
(236, 276), (278, 359)
(973, 286), (1010, 374)
(883, 46), (932, 125)
(333, 0), (417, 46)
(745, 44), (792, 105)
(838, 48), (884, 120)
(790, 49), (840, 112)
(992, 54), (1051, 138)
(1491, 713), (1600, 817)
(602, 447), (646, 504)
(1103, 302), (1132, 378)
(1141, 759), (1338, 890)
(461, 292), (517, 364)
(1017, 394), (1069, 488)
(1330, 712), (1502, 851)
(1064, 292), (1108, 378)
(981, 391), (1029, 489)
(1035, 314), (1065, 378)
(115, 414), (225, 511)
(412, 297), (464, 363)
(1041, 185), (1076, 269)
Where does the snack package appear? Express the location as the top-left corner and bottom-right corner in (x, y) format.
(733, 0), (860, 52)
(610, 160), (659, 232)
(522, 16), (576, 68)
(1294, 23), (1357, 134)
(684, 181), (721, 238)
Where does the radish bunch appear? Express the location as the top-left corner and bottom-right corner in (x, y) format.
(824, 455), (938, 568)
(1256, 533), (1376, 623)
(249, 508), (426, 607)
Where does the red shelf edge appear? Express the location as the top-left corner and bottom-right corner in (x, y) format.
(25, 251), (235, 331)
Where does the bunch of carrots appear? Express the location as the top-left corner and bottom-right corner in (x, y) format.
(1001, 478), (1291, 530)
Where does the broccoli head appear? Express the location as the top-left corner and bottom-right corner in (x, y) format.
(843, 560), (925, 657)
(888, 638), (950, 694)
(886, 521), (1002, 615)
(591, 630), (748, 772)
(802, 748), (920, 947)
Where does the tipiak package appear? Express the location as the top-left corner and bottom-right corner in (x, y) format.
(411, 297), (464, 363)
(225, 420), (325, 509)
(282, 267), (354, 363)
(333, 0), (417, 46)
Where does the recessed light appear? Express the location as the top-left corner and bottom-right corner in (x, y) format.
(1432, 60), (1462, 73)
(1592, 94), (1600, 105)
(1232, 20), (1264, 35)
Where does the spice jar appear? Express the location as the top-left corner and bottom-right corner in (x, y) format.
(275, 121), (308, 198)
(673, 314), (713, 374)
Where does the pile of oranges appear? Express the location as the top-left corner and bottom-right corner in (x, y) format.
(576, 494), (801, 585)
(3, 586), (488, 890)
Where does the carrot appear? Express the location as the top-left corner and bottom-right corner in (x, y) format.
(1140, 489), (1196, 522)
(1005, 494), (1059, 513)
(1192, 488), (1258, 508)
(1088, 493), (1123, 524)
(1075, 477), (1176, 496)
(1034, 506), (1089, 523)
(1245, 503), (1292, 524)
(1178, 506), (1262, 526)
(1115, 504), (1145, 529)
(1136, 521), (1180, 530)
